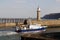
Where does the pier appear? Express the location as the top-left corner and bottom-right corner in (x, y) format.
(0, 18), (60, 27)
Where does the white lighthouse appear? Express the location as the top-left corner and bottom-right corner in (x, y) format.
(37, 7), (41, 21)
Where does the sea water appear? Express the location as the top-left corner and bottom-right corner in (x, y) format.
(0, 27), (21, 40)
(0, 27), (60, 40)
(0, 34), (21, 40)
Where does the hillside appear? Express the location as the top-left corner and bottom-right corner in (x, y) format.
(42, 13), (60, 19)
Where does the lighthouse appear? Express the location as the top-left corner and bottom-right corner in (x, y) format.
(37, 7), (41, 21)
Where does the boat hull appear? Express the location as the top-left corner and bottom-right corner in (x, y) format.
(15, 28), (46, 33)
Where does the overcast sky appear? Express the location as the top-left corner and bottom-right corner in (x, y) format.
(0, 0), (60, 18)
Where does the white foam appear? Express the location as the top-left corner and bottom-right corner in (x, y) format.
(0, 31), (18, 36)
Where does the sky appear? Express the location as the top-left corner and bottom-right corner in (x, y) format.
(0, 0), (60, 18)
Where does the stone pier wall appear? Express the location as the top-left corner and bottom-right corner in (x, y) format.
(0, 19), (60, 27)
(31, 20), (60, 27)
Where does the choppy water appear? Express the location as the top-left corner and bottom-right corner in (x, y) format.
(0, 27), (21, 40)
(0, 34), (21, 40)
(0, 27), (60, 40)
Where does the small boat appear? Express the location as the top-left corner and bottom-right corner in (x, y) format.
(15, 24), (47, 33)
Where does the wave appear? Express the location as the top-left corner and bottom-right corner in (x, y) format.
(0, 31), (18, 36)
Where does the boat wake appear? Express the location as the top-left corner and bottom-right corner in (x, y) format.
(0, 31), (18, 36)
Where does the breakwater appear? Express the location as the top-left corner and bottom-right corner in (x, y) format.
(32, 19), (60, 27)
(0, 18), (60, 27)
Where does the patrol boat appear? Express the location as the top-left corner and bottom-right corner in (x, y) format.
(15, 24), (47, 33)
